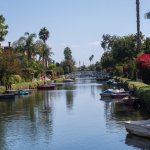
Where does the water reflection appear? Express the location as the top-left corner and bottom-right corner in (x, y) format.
(66, 91), (74, 110)
(102, 98), (149, 131)
(0, 79), (149, 149)
(125, 134), (150, 149)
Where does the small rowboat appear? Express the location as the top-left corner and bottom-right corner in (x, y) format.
(37, 84), (55, 90)
(125, 119), (150, 138)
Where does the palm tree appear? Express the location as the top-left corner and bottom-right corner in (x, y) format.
(89, 54), (94, 64)
(12, 32), (37, 63)
(39, 27), (50, 68)
(145, 11), (150, 19)
(136, 0), (141, 51)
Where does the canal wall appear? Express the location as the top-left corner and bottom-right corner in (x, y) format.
(117, 77), (150, 113)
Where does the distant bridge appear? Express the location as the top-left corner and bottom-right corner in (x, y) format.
(66, 71), (104, 78)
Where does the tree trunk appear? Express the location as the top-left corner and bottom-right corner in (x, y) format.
(136, 0), (141, 51)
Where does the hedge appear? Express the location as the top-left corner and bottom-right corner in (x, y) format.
(117, 77), (150, 112)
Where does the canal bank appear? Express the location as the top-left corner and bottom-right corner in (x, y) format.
(0, 80), (49, 93)
(0, 77), (64, 93)
(117, 77), (150, 113)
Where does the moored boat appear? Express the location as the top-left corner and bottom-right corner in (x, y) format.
(100, 89), (116, 97)
(63, 79), (74, 83)
(100, 88), (126, 98)
(5, 90), (18, 95)
(37, 84), (55, 90)
(18, 90), (29, 95)
(0, 93), (15, 100)
(125, 119), (150, 138)
(111, 91), (129, 99)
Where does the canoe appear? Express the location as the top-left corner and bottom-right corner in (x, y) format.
(125, 119), (150, 138)
(0, 93), (15, 100)
(37, 84), (55, 90)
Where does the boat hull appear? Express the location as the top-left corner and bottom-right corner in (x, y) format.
(111, 92), (129, 99)
(125, 120), (150, 138)
(37, 85), (55, 90)
(0, 94), (15, 100)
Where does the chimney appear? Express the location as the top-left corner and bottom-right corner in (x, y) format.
(8, 42), (11, 47)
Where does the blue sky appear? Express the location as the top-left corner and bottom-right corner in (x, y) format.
(1, 0), (150, 66)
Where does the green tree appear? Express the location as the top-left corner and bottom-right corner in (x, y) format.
(101, 34), (117, 51)
(100, 51), (114, 70)
(0, 50), (21, 90)
(111, 35), (137, 63)
(39, 27), (50, 68)
(0, 15), (8, 42)
(64, 47), (72, 60)
(61, 47), (76, 74)
(143, 38), (150, 54)
(89, 54), (94, 64)
(12, 32), (37, 63)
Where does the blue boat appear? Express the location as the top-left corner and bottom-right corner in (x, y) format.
(18, 90), (29, 95)
(100, 89), (115, 97)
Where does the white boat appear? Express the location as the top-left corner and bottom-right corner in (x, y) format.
(100, 88), (125, 97)
(125, 119), (150, 138)
(63, 79), (74, 82)
(100, 89), (115, 97)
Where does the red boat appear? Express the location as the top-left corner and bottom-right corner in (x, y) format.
(37, 84), (55, 90)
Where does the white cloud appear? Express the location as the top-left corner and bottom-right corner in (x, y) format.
(88, 41), (100, 47)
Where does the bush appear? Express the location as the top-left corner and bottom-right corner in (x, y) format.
(117, 77), (150, 112)
(13, 75), (22, 83)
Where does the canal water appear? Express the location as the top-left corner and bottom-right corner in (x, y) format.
(0, 78), (149, 150)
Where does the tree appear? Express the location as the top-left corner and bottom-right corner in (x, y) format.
(0, 49), (21, 90)
(145, 11), (150, 19)
(101, 34), (117, 51)
(89, 54), (94, 64)
(111, 35), (137, 63)
(136, 0), (141, 51)
(0, 15), (8, 42)
(64, 47), (72, 60)
(61, 47), (76, 74)
(39, 27), (49, 43)
(143, 38), (150, 54)
(12, 32), (37, 63)
(39, 27), (50, 68)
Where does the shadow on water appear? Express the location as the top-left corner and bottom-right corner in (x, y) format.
(101, 96), (150, 131)
(125, 134), (150, 149)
